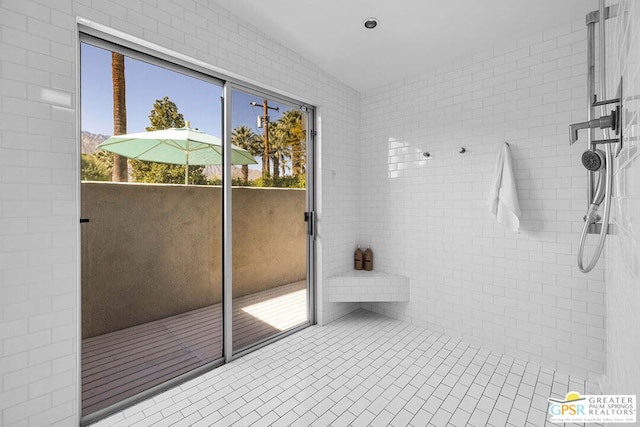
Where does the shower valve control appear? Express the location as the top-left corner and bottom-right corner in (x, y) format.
(569, 107), (619, 145)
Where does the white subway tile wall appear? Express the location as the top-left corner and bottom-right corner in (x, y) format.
(357, 21), (610, 380)
(604, 0), (640, 401)
(0, 1), (360, 425)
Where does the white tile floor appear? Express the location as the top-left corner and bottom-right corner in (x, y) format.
(91, 309), (602, 427)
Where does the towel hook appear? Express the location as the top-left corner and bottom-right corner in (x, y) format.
(458, 147), (466, 154)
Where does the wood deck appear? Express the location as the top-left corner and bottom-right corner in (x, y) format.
(82, 280), (307, 416)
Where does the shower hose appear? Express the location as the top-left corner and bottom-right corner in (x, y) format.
(577, 142), (613, 273)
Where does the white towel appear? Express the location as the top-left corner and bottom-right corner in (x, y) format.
(487, 142), (521, 232)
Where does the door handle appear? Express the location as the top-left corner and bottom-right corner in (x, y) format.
(80, 218), (90, 223)
(304, 211), (314, 237)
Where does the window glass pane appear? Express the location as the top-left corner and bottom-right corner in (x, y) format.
(80, 42), (223, 416)
(230, 88), (309, 352)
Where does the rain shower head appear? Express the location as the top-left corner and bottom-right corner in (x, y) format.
(582, 149), (606, 171)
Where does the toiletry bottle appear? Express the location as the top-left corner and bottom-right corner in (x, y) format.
(364, 245), (373, 271)
(354, 245), (363, 270)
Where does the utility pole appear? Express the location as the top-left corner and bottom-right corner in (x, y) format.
(251, 99), (279, 178)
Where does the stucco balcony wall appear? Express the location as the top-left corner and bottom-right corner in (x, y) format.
(81, 182), (306, 338)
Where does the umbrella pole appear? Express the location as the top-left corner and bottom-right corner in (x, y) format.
(185, 151), (189, 185)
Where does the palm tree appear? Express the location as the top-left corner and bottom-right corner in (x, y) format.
(269, 121), (292, 179)
(111, 52), (128, 182)
(278, 110), (306, 177)
(231, 125), (261, 184)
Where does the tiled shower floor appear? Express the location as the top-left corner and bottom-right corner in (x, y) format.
(91, 309), (602, 427)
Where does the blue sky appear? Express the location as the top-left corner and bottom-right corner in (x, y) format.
(81, 42), (290, 140)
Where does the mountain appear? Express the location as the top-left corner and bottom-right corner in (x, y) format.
(82, 131), (109, 154)
(204, 165), (262, 180)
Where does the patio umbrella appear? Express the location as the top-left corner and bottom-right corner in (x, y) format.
(97, 126), (257, 184)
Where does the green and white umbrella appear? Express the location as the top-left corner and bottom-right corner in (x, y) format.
(97, 126), (257, 184)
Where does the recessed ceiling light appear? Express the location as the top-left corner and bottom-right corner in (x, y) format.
(363, 18), (378, 29)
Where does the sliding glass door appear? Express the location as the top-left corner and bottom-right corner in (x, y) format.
(229, 88), (312, 353)
(79, 34), (315, 424)
(80, 39), (225, 419)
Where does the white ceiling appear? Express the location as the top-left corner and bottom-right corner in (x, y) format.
(215, 0), (597, 92)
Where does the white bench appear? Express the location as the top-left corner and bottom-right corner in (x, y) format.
(326, 270), (410, 302)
